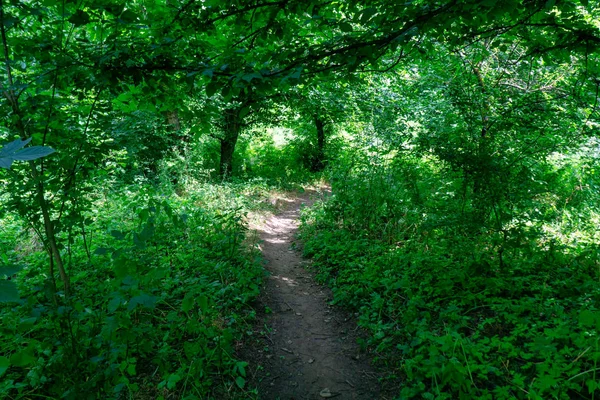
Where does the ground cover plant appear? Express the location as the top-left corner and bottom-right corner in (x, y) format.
(0, 176), (285, 399)
(299, 129), (600, 400)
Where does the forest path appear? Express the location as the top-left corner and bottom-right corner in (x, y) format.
(243, 186), (384, 400)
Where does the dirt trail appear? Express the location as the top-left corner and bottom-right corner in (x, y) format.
(244, 187), (383, 400)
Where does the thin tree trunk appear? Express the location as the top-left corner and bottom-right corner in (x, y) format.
(219, 108), (241, 178)
(1, 2), (69, 294)
(166, 110), (181, 131)
(313, 114), (326, 172)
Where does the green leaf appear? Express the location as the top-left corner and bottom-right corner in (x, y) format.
(119, 10), (137, 23)
(0, 264), (23, 277)
(236, 361), (247, 377)
(339, 22), (353, 32)
(181, 293), (194, 312)
(235, 376), (246, 389)
(241, 72), (262, 82)
(0, 138), (55, 169)
(68, 10), (90, 26)
(107, 296), (122, 313)
(11, 146), (56, 162)
(110, 230), (125, 240)
(239, 107), (250, 119)
(0, 280), (20, 303)
(10, 347), (35, 367)
(291, 67), (303, 80)
(206, 81), (220, 97)
(0, 138), (30, 155)
(578, 309), (597, 328)
(94, 247), (109, 255)
(198, 295), (208, 313)
(127, 294), (157, 311)
(0, 356), (9, 378)
(18, 317), (37, 333)
(166, 373), (182, 390)
(360, 7), (377, 23)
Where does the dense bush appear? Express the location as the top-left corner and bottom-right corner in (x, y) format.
(300, 148), (600, 399)
(0, 180), (269, 399)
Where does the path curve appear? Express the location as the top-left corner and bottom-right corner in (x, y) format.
(246, 187), (383, 400)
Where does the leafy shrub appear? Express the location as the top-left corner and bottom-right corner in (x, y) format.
(0, 181), (265, 399)
(299, 150), (600, 399)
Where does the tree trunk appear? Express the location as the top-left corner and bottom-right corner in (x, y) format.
(0, 5), (69, 294)
(165, 109), (190, 153)
(313, 114), (326, 172)
(219, 108), (241, 178)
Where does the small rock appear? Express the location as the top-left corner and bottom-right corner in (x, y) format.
(308, 358), (315, 364)
(320, 388), (333, 398)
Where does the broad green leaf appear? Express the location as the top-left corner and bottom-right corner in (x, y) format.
(18, 317), (37, 333)
(360, 7), (377, 23)
(206, 81), (220, 97)
(0, 138), (30, 155)
(110, 230), (125, 240)
(578, 309), (597, 327)
(119, 10), (137, 23)
(107, 296), (122, 313)
(166, 373), (182, 390)
(10, 347), (35, 367)
(291, 67), (302, 80)
(0, 356), (8, 377)
(339, 22), (353, 32)
(11, 146), (55, 161)
(181, 293), (194, 312)
(235, 376), (245, 389)
(0, 280), (20, 303)
(0, 264), (23, 277)
(68, 10), (90, 26)
(127, 294), (157, 311)
(198, 295), (208, 313)
(0, 157), (12, 169)
(0, 139), (55, 169)
(239, 107), (250, 119)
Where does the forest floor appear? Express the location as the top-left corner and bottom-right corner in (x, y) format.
(240, 185), (388, 400)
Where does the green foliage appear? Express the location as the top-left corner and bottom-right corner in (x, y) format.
(239, 127), (320, 185)
(0, 179), (269, 399)
(300, 145), (600, 399)
(0, 0), (599, 399)
(0, 138), (55, 170)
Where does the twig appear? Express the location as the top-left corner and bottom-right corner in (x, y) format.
(284, 301), (294, 311)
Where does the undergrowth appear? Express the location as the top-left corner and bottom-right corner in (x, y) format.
(0, 178), (289, 399)
(299, 150), (600, 399)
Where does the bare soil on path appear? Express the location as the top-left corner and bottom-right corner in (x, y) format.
(242, 187), (386, 400)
